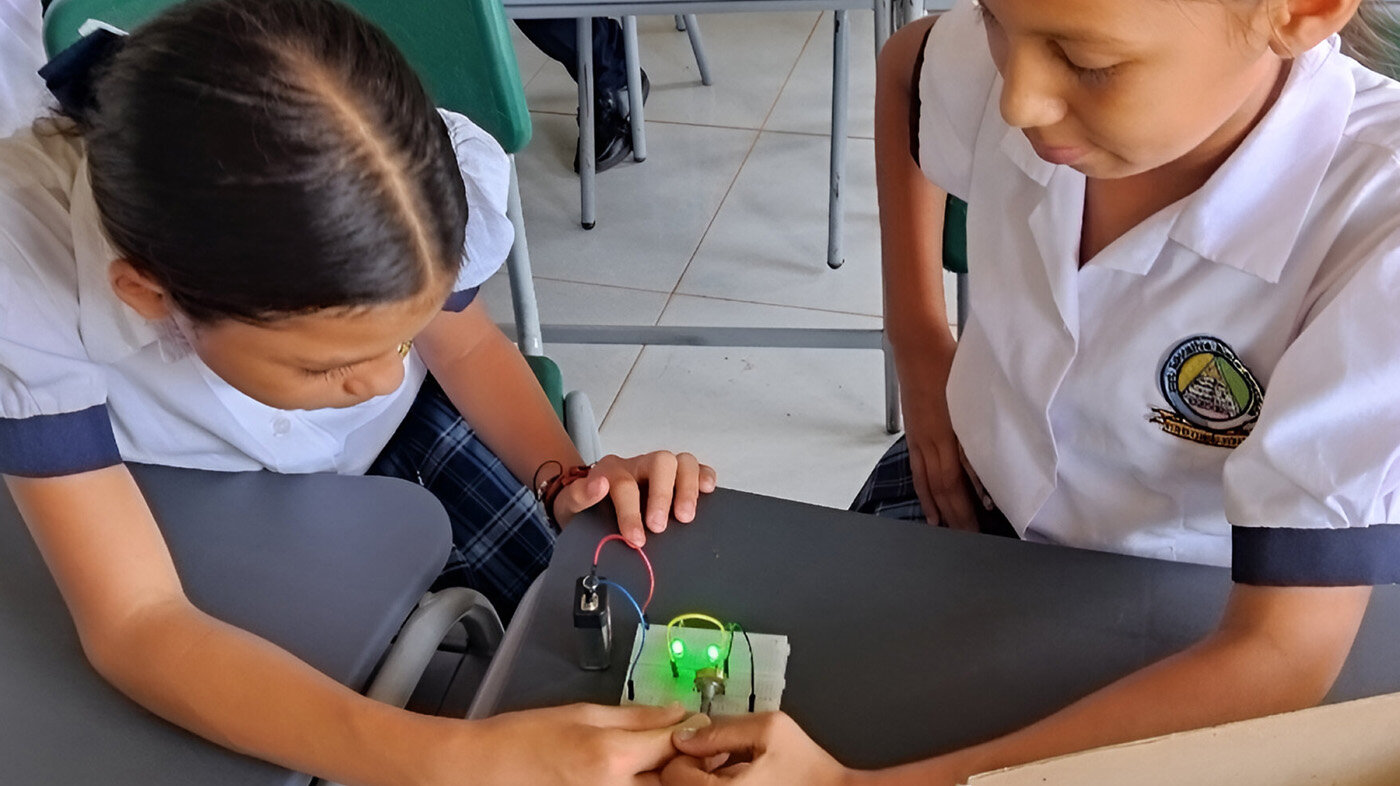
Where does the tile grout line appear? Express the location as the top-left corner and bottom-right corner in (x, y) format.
(527, 109), (875, 140)
(531, 274), (882, 321)
(596, 13), (825, 433)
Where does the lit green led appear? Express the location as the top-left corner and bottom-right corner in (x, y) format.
(670, 639), (686, 657)
(706, 644), (721, 662)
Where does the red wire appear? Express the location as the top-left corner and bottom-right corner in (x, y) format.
(593, 534), (656, 612)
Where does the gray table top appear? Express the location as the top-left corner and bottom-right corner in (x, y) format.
(473, 488), (1400, 770)
(0, 465), (450, 786)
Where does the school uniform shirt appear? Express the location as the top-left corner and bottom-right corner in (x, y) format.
(917, 0), (1400, 585)
(0, 0), (47, 139)
(0, 109), (512, 478)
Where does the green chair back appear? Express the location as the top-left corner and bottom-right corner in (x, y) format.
(43, 0), (532, 153)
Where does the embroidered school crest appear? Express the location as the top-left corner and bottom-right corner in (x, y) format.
(1150, 336), (1263, 448)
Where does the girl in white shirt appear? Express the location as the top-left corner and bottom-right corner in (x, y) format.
(663, 0), (1400, 784)
(1, 0), (712, 783)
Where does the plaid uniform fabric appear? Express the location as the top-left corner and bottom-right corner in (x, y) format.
(851, 436), (929, 522)
(852, 436), (1019, 539)
(370, 377), (554, 620)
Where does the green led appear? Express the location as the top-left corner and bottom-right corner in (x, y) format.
(670, 639), (686, 657)
(706, 644), (720, 662)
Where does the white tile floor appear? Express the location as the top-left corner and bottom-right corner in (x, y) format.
(484, 12), (949, 509)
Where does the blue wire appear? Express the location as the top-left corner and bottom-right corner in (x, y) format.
(598, 579), (647, 692)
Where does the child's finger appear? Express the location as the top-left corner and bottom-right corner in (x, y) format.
(609, 712), (711, 774)
(960, 445), (994, 511)
(555, 474), (610, 525)
(661, 755), (723, 786)
(606, 471), (646, 546)
(642, 452), (678, 534)
(671, 713), (769, 759)
(934, 441), (978, 531)
(583, 702), (691, 731)
(906, 441), (942, 526)
(673, 453), (702, 522)
(698, 460), (718, 493)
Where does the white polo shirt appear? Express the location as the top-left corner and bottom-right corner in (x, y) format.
(0, 0), (46, 139)
(919, 0), (1400, 585)
(0, 109), (512, 478)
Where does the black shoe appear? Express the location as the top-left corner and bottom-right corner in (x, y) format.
(573, 102), (632, 174)
(573, 70), (650, 174)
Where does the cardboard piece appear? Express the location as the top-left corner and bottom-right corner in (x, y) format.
(964, 692), (1400, 786)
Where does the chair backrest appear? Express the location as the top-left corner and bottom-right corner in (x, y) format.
(42, 0), (532, 153)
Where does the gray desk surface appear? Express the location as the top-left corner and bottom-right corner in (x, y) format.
(473, 488), (1400, 770)
(0, 465), (450, 786)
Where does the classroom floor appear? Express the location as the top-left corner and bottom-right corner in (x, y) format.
(482, 12), (956, 510)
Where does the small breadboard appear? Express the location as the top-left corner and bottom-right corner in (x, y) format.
(620, 623), (790, 715)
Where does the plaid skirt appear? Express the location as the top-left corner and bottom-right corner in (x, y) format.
(369, 377), (554, 620)
(851, 435), (1018, 538)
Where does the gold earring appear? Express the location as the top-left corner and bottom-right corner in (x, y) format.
(397, 340), (413, 358)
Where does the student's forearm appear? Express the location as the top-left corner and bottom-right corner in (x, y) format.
(874, 15), (952, 357)
(93, 599), (456, 786)
(9, 469), (466, 786)
(429, 320), (583, 485)
(865, 585), (1372, 786)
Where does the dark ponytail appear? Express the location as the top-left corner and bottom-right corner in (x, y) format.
(67, 0), (467, 323)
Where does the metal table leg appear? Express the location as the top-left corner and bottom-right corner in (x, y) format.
(827, 9), (849, 269)
(577, 17), (597, 230)
(623, 16), (647, 161)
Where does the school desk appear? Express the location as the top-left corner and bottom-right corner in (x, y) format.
(0, 464), (451, 786)
(468, 487), (1400, 769)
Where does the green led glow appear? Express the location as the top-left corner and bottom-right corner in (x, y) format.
(670, 639), (686, 657)
(706, 644), (720, 662)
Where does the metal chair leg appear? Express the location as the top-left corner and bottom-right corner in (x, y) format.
(682, 15), (712, 85)
(827, 10), (849, 269)
(576, 17), (596, 230)
(505, 158), (544, 357)
(874, 0), (891, 52)
(675, 14), (686, 30)
(622, 16), (647, 161)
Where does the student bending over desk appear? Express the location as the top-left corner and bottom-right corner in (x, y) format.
(662, 0), (1400, 783)
(0, 0), (715, 783)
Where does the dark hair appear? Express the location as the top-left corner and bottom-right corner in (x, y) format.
(76, 0), (466, 323)
(1342, 0), (1400, 80)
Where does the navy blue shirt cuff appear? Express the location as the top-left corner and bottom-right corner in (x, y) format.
(0, 405), (122, 477)
(1232, 524), (1400, 586)
(442, 286), (480, 313)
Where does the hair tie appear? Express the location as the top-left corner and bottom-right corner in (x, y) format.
(38, 28), (127, 122)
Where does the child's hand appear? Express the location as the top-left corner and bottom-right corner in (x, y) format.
(553, 452), (718, 545)
(660, 712), (858, 786)
(445, 703), (710, 786)
(898, 333), (988, 531)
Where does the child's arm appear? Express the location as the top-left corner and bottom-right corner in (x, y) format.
(663, 583), (1371, 786)
(879, 583), (1372, 784)
(875, 16), (978, 530)
(8, 466), (693, 785)
(415, 298), (716, 544)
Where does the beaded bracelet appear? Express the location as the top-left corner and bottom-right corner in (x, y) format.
(533, 460), (592, 532)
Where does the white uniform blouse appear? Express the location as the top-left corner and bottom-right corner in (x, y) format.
(918, 0), (1400, 585)
(0, 0), (46, 139)
(0, 109), (512, 478)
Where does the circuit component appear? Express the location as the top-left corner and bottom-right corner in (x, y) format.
(573, 574), (611, 671)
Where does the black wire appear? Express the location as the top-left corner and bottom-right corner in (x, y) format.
(731, 623), (756, 712)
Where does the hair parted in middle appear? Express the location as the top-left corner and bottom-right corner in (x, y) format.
(79, 0), (468, 323)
